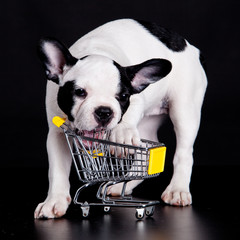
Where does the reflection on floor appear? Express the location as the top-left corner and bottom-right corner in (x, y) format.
(1, 166), (240, 240)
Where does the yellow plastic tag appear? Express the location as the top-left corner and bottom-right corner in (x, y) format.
(88, 149), (103, 158)
(52, 116), (66, 128)
(148, 146), (166, 175)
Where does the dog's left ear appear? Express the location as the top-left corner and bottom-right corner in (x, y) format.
(125, 59), (172, 93)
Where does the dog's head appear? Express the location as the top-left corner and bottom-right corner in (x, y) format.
(38, 37), (172, 132)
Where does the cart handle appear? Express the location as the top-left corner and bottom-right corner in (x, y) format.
(52, 116), (66, 128)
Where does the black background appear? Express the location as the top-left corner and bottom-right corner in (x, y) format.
(1, 0), (239, 168)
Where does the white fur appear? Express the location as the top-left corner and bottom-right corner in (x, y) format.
(34, 19), (207, 218)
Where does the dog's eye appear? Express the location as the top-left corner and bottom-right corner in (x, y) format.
(119, 93), (130, 102)
(75, 88), (87, 98)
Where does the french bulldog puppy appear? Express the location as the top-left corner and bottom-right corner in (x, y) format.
(35, 19), (207, 218)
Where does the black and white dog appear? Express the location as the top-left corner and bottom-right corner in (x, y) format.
(35, 19), (207, 219)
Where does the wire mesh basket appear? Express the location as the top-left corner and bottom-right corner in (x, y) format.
(52, 116), (166, 219)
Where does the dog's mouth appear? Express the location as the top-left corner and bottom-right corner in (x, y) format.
(75, 128), (110, 150)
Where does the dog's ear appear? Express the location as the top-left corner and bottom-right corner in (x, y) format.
(125, 59), (172, 93)
(38, 37), (77, 84)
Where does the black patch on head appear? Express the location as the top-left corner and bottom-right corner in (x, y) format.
(57, 81), (75, 121)
(136, 20), (187, 52)
(116, 82), (131, 114)
(114, 62), (133, 115)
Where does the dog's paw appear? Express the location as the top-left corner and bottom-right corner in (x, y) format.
(34, 194), (71, 219)
(110, 122), (141, 147)
(161, 187), (192, 207)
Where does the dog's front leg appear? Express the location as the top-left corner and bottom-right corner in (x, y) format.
(107, 95), (144, 196)
(110, 94), (144, 146)
(34, 128), (72, 219)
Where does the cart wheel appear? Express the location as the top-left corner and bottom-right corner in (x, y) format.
(81, 202), (90, 217)
(104, 206), (111, 212)
(135, 208), (145, 220)
(145, 206), (155, 217)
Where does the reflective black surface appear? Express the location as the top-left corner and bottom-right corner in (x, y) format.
(1, 166), (239, 240)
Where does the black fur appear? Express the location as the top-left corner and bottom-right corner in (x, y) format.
(136, 20), (187, 52)
(114, 62), (132, 115)
(57, 81), (75, 121)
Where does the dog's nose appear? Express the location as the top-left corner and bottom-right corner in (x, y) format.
(94, 107), (113, 126)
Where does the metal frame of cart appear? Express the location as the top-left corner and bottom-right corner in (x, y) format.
(52, 116), (166, 219)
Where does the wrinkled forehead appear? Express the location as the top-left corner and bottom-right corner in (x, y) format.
(63, 55), (121, 94)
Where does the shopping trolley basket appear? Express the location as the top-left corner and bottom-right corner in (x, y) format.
(53, 116), (166, 219)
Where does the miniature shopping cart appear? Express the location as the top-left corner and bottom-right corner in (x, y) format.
(52, 116), (166, 219)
